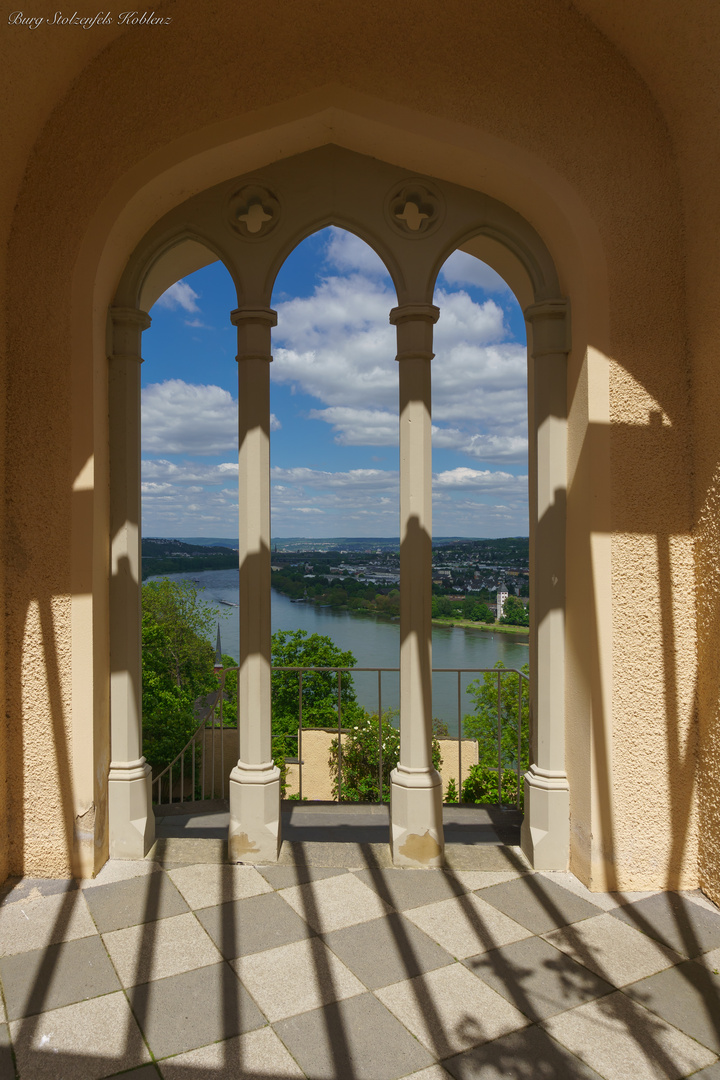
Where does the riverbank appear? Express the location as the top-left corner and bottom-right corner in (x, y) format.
(431, 616), (529, 639)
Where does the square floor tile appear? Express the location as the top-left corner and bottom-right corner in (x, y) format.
(167, 863), (272, 909)
(10, 991), (150, 1080)
(81, 860), (161, 891)
(685, 890), (720, 915)
(403, 892), (532, 960)
(542, 990), (716, 1080)
(324, 912), (454, 989)
(448, 871), (526, 893)
(103, 911), (222, 986)
(623, 960), (720, 1053)
(255, 865), (348, 890)
(107, 1067), (160, 1079)
(0, 1025), (14, 1080)
(232, 936), (365, 1021)
(83, 872), (188, 933)
(129, 962), (264, 1060)
(376, 962), (529, 1059)
(196, 891), (313, 958)
(402, 1068), (454, 1080)
(279, 872), (392, 933)
(479, 876), (602, 935)
(273, 991), (435, 1079)
(443, 1024), (605, 1078)
(535, 872), (623, 912)
(466, 935), (614, 1021)
(353, 868), (467, 911)
(158, 1026), (305, 1078)
(0, 888), (96, 956)
(0, 877), (78, 906)
(0, 933), (120, 1019)
(544, 912), (681, 987)
(688, 1064), (720, 1080)
(610, 891), (720, 958)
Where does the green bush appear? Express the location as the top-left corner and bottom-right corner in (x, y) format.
(461, 764), (523, 809)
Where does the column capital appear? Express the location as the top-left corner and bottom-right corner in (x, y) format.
(232, 307), (277, 363)
(389, 303), (440, 326)
(109, 307), (151, 361)
(110, 306), (152, 332)
(523, 298), (570, 357)
(230, 307), (278, 328)
(391, 305), (439, 363)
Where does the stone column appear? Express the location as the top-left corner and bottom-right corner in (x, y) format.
(228, 307), (282, 863)
(108, 307), (155, 858)
(389, 303), (445, 867)
(521, 300), (570, 870)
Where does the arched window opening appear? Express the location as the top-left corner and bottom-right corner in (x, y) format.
(431, 250), (530, 808)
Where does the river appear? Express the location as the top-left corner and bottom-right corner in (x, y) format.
(149, 568), (529, 734)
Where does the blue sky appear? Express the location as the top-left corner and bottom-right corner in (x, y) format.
(141, 228), (528, 538)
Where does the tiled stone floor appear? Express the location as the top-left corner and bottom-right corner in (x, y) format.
(1, 842), (720, 1079)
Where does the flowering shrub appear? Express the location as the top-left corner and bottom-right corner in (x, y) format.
(329, 709), (442, 802)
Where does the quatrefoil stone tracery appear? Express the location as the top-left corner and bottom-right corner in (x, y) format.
(386, 179), (444, 237)
(228, 184), (280, 239)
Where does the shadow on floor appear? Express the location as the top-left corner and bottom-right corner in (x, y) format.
(154, 800), (522, 846)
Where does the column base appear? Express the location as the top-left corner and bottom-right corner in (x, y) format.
(108, 759), (155, 859)
(520, 764), (570, 870)
(228, 760), (281, 864)
(389, 765), (444, 866)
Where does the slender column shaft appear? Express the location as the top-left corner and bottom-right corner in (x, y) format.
(399, 353), (434, 769)
(108, 306), (154, 858)
(389, 303), (444, 866)
(521, 300), (570, 870)
(237, 349), (272, 766)
(228, 307), (281, 863)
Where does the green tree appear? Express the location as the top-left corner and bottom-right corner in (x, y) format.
(461, 661), (529, 807)
(463, 661), (529, 767)
(270, 629), (360, 760)
(500, 594), (529, 626)
(141, 579), (218, 772)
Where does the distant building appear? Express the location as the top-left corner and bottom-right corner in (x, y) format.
(496, 582), (509, 618)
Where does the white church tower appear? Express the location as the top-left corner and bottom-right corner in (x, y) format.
(496, 582), (509, 619)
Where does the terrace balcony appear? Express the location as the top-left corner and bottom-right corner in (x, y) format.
(1, 816), (719, 1079)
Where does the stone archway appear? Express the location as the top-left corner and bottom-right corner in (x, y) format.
(110, 145), (570, 869)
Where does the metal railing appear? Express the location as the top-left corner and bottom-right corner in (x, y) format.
(151, 665), (529, 809)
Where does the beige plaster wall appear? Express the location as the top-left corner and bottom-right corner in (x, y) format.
(0, 0), (711, 886)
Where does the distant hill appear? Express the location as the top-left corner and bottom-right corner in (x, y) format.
(141, 537), (238, 580)
(171, 536), (529, 553)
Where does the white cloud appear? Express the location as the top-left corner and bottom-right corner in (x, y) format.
(142, 387), (279, 456)
(271, 466), (397, 491)
(270, 271), (526, 457)
(154, 280), (200, 313)
(433, 467), (527, 495)
(142, 459), (238, 484)
(324, 227), (391, 278)
(439, 250), (512, 295)
(431, 428), (528, 463)
(307, 407), (398, 446)
(142, 380), (237, 455)
(141, 457), (528, 537)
